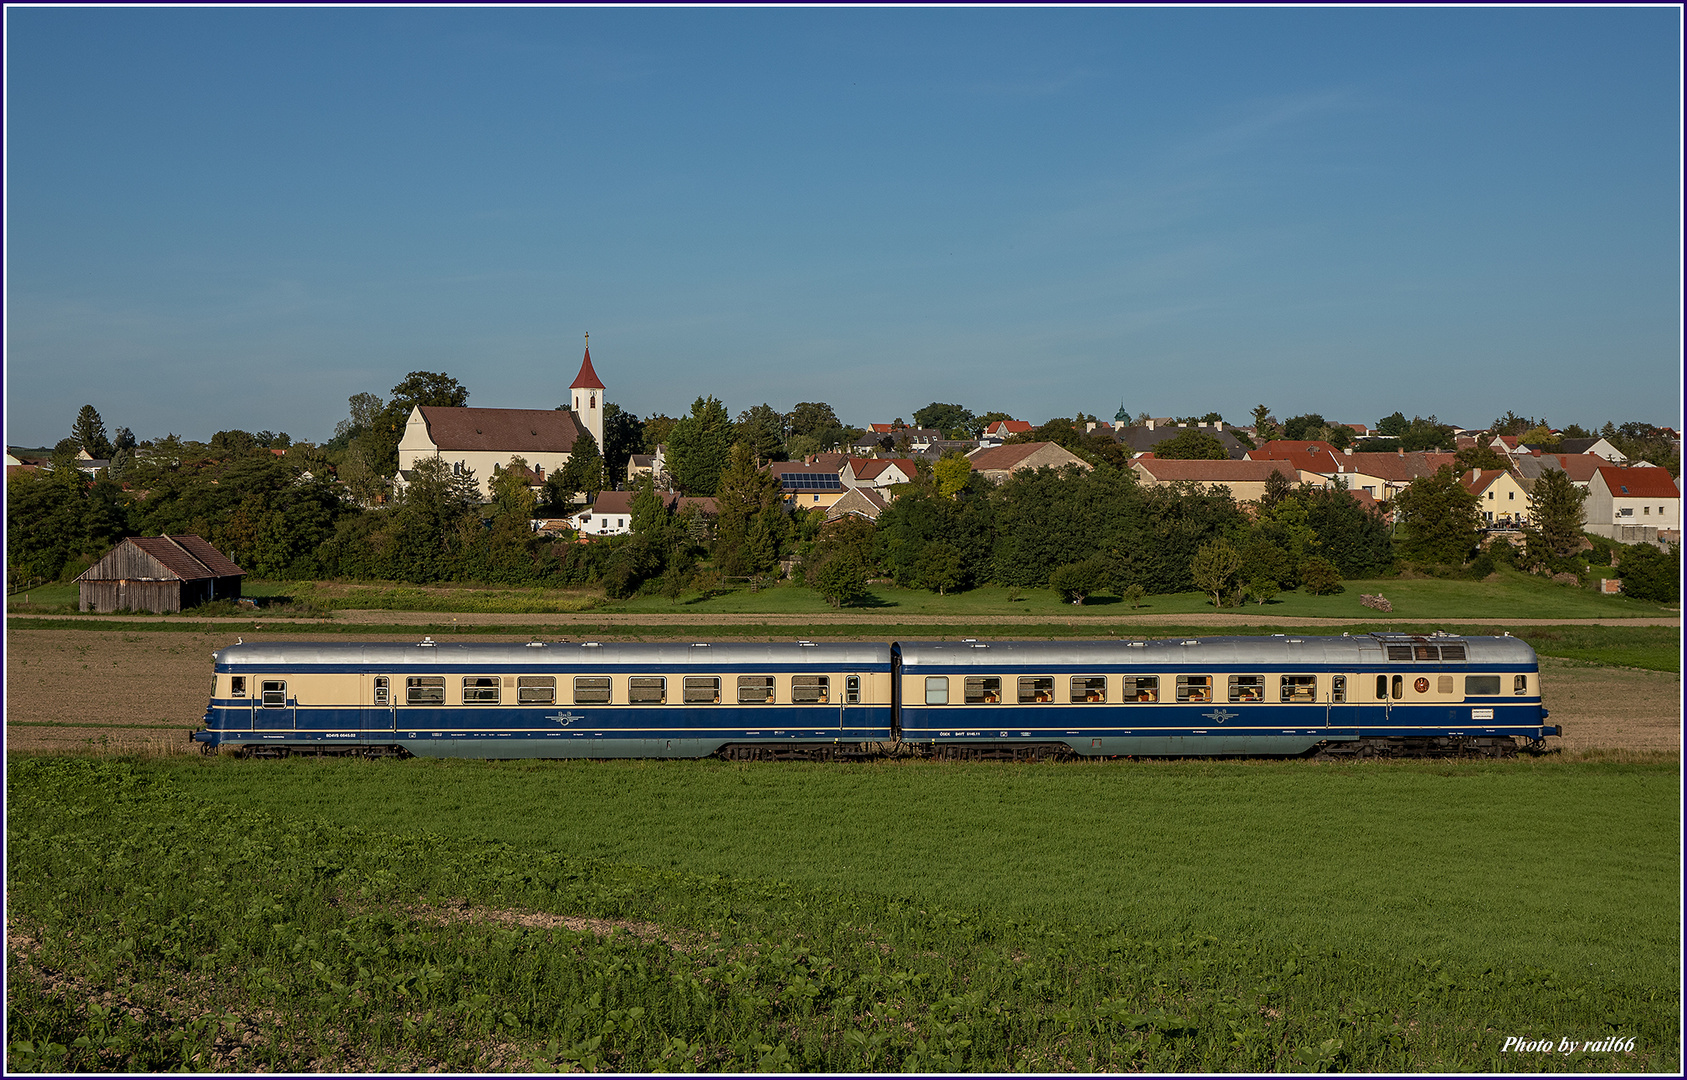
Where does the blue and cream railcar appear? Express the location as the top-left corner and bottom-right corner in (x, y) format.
(894, 633), (1556, 758)
(195, 639), (894, 759)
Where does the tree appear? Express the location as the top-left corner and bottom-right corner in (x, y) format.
(735, 404), (786, 463)
(551, 432), (604, 506)
(1454, 443), (1510, 472)
(1151, 429), (1229, 460)
(712, 443), (788, 577)
(810, 549), (870, 607)
(917, 542), (967, 596)
(1300, 485), (1394, 578)
(933, 453), (972, 499)
(667, 396), (735, 496)
(1280, 413), (1328, 442)
(1375, 411), (1409, 438)
(1617, 543), (1679, 603)
(72, 405), (112, 459)
(1300, 556), (1344, 595)
(1252, 405), (1281, 443)
(490, 456), (539, 522)
(1394, 466), (1483, 565)
(600, 402), (644, 483)
(1190, 538), (1243, 608)
(1049, 558), (1107, 605)
(391, 371), (469, 410)
(1524, 468), (1588, 568)
(1516, 425), (1561, 452)
(1397, 415), (1457, 453)
(787, 401), (842, 439)
(913, 403), (978, 438)
(641, 413), (681, 455)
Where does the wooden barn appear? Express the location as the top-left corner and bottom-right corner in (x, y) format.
(76, 535), (245, 613)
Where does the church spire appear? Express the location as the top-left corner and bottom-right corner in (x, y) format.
(571, 332), (605, 390)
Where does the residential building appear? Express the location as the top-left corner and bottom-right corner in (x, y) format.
(766, 460), (848, 509)
(841, 457), (917, 490)
(1585, 466), (1680, 542)
(1462, 469), (1531, 527)
(966, 442), (1092, 483)
(1130, 458), (1298, 504)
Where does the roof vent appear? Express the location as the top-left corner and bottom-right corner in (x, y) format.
(970, 642), (989, 648)
(526, 641), (546, 647)
(1128, 640), (1146, 647)
(797, 639), (817, 647)
(691, 642), (711, 647)
(418, 636), (436, 647)
(1182, 639), (1199, 646)
(583, 641), (602, 648)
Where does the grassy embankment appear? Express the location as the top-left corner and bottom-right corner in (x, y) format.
(6, 755), (1676, 1073)
(7, 566), (1678, 621)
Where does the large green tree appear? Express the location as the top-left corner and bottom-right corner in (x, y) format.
(599, 402), (645, 484)
(1150, 429), (1229, 460)
(667, 396), (735, 496)
(552, 431), (604, 506)
(735, 404), (787, 463)
(711, 443), (789, 577)
(72, 405), (112, 459)
(912, 403), (978, 438)
(1394, 466), (1483, 565)
(1524, 468), (1588, 569)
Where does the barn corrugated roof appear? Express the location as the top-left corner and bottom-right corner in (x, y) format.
(418, 406), (586, 454)
(167, 534), (245, 577)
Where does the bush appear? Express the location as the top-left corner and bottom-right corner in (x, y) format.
(1049, 558), (1108, 605)
(1617, 544), (1680, 603)
(1466, 551), (1496, 579)
(1300, 556), (1344, 595)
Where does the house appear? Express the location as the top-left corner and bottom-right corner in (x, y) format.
(978, 419), (1033, 445)
(1320, 452), (1460, 502)
(1245, 441), (1345, 481)
(566, 490), (717, 537)
(841, 457), (917, 490)
(395, 345), (605, 500)
(1556, 437), (1626, 462)
(75, 535), (245, 613)
(765, 460), (848, 509)
(966, 442), (1092, 483)
(824, 486), (889, 523)
(1585, 466), (1680, 543)
(1112, 423), (1248, 459)
(1462, 469), (1531, 527)
(1514, 453), (1608, 492)
(1130, 458), (1298, 503)
(911, 439), (980, 463)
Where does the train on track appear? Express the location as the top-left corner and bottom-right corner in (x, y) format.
(193, 632), (1557, 760)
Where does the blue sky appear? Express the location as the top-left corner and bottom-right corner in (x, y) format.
(5, 6), (1681, 448)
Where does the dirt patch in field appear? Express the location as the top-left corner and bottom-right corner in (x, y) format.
(5, 628), (1678, 755)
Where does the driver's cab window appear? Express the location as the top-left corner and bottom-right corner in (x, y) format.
(374, 676), (390, 705)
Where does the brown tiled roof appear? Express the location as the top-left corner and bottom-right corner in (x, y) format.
(966, 442), (1087, 472)
(1460, 469), (1511, 495)
(418, 406), (586, 454)
(1133, 459), (1296, 483)
(851, 457), (916, 481)
(166, 534), (245, 577)
(1538, 453), (1608, 483)
(807, 452), (848, 472)
(1337, 452), (1457, 483)
(1595, 466), (1680, 499)
(570, 347), (605, 390)
(984, 420), (1032, 436)
(1248, 443), (1342, 474)
(585, 490), (718, 520)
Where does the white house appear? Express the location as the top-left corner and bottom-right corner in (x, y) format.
(841, 457), (917, 490)
(395, 346), (606, 500)
(1585, 466), (1680, 542)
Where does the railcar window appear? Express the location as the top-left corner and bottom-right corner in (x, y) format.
(925, 677), (949, 705)
(628, 677), (666, 704)
(1128, 676), (1159, 702)
(1331, 675), (1346, 703)
(574, 677), (612, 704)
(1387, 645), (1413, 661)
(738, 676), (775, 704)
(1440, 645), (1467, 662)
(406, 677), (445, 705)
(1391, 675), (1403, 700)
(1514, 675), (1528, 695)
(683, 677), (720, 704)
(1070, 676), (1107, 703)
(964, 677), (1002, 704)
(1414, 645), (1438, 661)
(1280, 676), (1316, 703)
(1018, 677), (1056, 704)
(1229, 675), (1264, 703)
(260, 680), (287, 708)
(231, 676), (246, 698)
(845, 675), (861, 704)
(1465, 675), (1501, 696)
(373, 677), (389, 705)
(1175, 675), (1212, 703)
(1438, 676), (1454, 694)
(1375, 675), (1387, 699)
(463, 677), (501, 704)
(792, 675), (830, 704)
(518, 676), (556, 704)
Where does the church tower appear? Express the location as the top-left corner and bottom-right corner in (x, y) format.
(570, 335), (606, 451)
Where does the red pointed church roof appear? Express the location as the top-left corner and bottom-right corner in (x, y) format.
(571, 348), (605, 390)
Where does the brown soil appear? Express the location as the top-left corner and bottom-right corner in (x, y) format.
(5, 629), (1678, 755)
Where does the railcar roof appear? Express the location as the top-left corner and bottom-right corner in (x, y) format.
(895, 634), (1538, 667)
(213, 639), (892, 669)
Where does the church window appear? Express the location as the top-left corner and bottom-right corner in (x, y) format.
(590, 394), (596, 408)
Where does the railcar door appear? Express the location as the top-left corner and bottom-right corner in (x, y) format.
(363, 675), (395, 731)
(254, 679), (294, 731)
(840, 673), (862, 739)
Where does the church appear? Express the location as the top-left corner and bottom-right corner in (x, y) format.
(394, 343), (606, 500)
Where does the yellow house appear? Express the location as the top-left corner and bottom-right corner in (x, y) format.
(1463, 469), (1531, 527)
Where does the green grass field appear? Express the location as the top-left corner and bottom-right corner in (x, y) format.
(9, 565), (1677, 620)
(8, 755), (1674, 1072)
